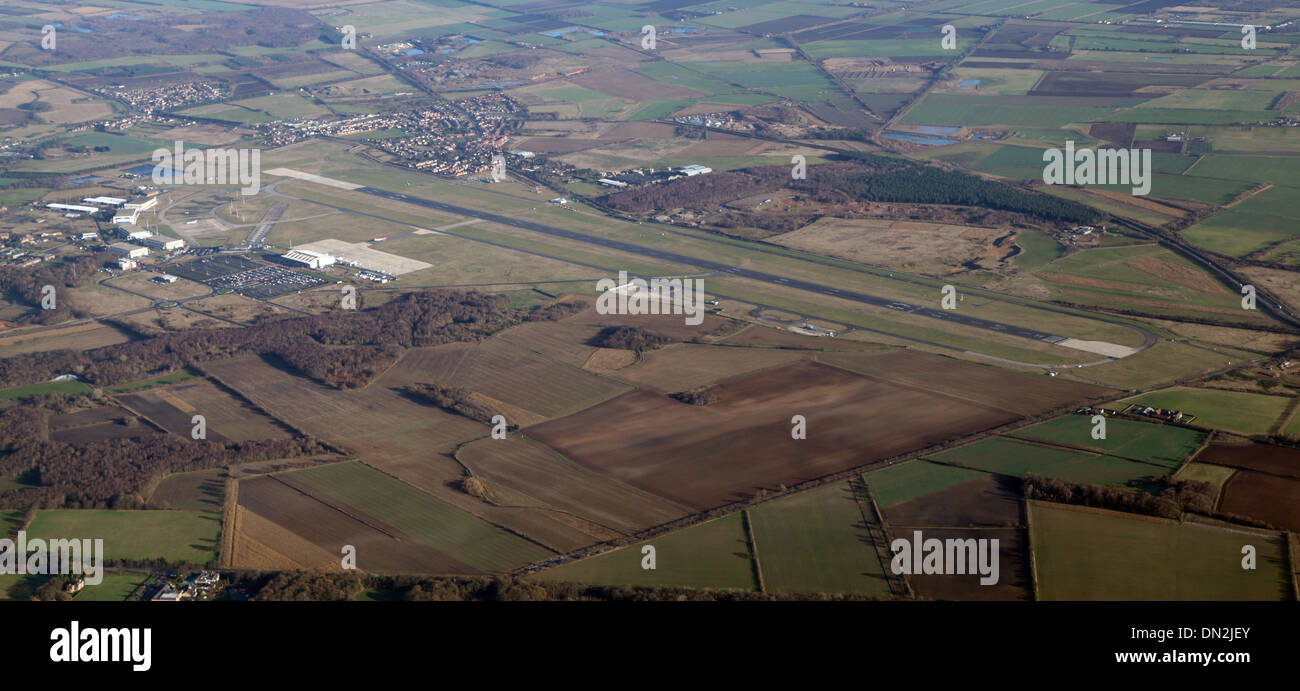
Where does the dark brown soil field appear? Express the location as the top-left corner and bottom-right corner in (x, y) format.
(238, 475), (474, 574)
(115, 390), (231, 444)
(1196, 441), (1300, 479)
(48, 406), (161, 443)
(819, 350), (1114, 416)
(1217, 471), (1300, 532)
(528, 361), (1018, 510)
(883, 474), (1024, 528)
(897, 527), (1032, 601)
(50, 422), (161, 444)
(47, 406), (136, 430)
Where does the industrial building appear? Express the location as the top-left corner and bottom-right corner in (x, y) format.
(142, 236), (185, 251)
(123, 198), (158, 213)
(46, 203), (100, 214)
(281, 249), (335, 269)
(83, 196), (127, 206)
(107, 242), (149, 259)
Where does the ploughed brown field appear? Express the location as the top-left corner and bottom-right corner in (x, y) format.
(528, 361), (1020, 511)
(458, 437), (690, 535)
(236, 475), (476, 574)
(819, 350), (1115, 416)
(896, 527), (1033, 601)
(882, 474), (1024, 528)
(1196, 440), (1300, 479)
(1217, 471), (1300, 533)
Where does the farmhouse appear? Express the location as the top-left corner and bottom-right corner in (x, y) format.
(676, 164), (713, 176)
(597, 178), (628, 188)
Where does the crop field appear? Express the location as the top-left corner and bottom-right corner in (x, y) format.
(1030, 501), (1291, 601)
(530, 513), (758, 591)
(458, 437), (688, 536)
(442, 338), (633, 420)
(1122, 388), (1290, 436)
(283, 462), (554, 573)
(927, 437), (1175, 486)
(204, 354), (604, 554)
(818, 350), (1114, 416)
(236, 474), (478, 574)
(610, 343), (809, 392)
(530, 361), (1019, 511)
(880, 472), (1024, 528)
(24, 509), (220, 565)
(866, 460), (989, 509)
(203, 355), (488, 459)
(117, 378), (294, 442)
(147, 468), (226, 512)
(1218, 472), (1300, 533)
(901, 527), (1032, 601)
(747, 481), (892, 596)
(1009, 415), (1205, 468)
(1183, 185), (1300, 257)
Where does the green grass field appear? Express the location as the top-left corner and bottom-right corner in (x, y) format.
(0, 380), (94, 400)
(1122, 387), (1290, 436)
(747, 482), (891, 596)
(1030, 501), (1291, 600)
(928, 437), (1174, 486)
(74, 573), (149, 601)
(866, 460), (988, 508)
(286, 462), (553, 572)
(1011, 415), (1205, 468)
(23, 509), (220, 564)
(530, 513), (757, 591)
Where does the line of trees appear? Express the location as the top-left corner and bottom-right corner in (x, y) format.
(405, 383), (495, 424)
(1022, 472), (1214, 519)
(242, 570), (883, 601)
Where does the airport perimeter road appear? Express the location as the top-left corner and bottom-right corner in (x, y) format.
(356, 186), (1098, 347)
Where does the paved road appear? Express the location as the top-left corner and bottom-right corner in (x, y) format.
(357, 186), (1074, 345)
(247, 201), (287, 246)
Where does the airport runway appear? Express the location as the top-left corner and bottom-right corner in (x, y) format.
(357, 186), (1071, 345)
